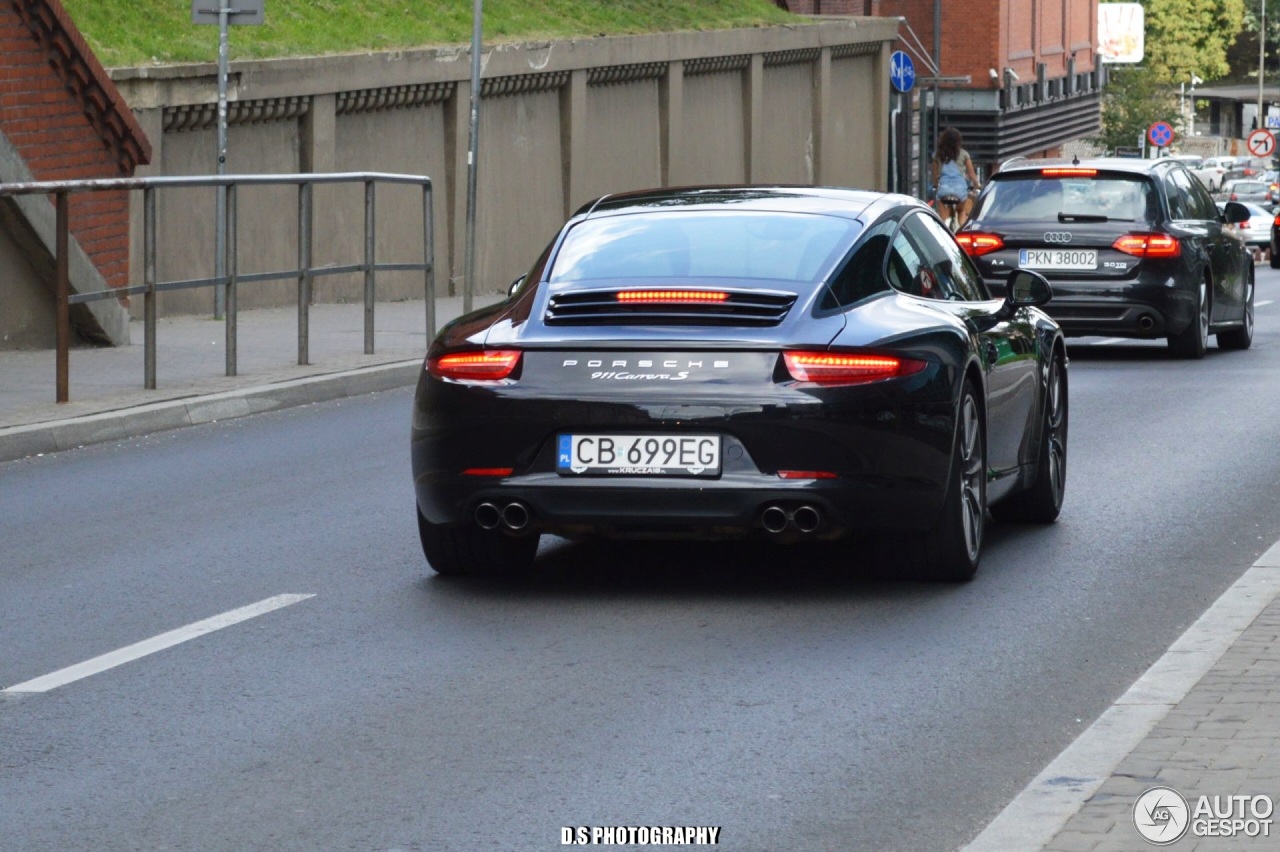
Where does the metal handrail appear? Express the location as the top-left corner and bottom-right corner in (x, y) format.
(0, 172), (435, 403)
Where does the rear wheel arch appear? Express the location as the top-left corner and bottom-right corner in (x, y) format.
(963, 360), (987, 425)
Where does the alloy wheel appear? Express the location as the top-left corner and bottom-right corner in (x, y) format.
(1044, 358), (1067, 507)
(1196, 283), (1210, 350)
(959, 394), (985, 561)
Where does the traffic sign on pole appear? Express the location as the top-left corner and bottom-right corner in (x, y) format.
(1147, 121), (1174, 148)
(1247, 128), (1276, 159)
(890, 51), (916, 93)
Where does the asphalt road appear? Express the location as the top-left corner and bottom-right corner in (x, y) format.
(4, 270), (1280, 851)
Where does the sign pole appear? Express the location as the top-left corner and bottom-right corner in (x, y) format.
(463, 0), (482, 315)
(214, 4), (229, 319)
(192, 1), (265, 319)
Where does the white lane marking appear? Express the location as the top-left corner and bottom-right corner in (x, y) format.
(1, 594), (314, 694)
(1092, 338), (1125, 346)
(963, 538), (1280, 852)
(1257, 299), (1275, 307)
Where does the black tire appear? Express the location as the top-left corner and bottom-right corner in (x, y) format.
(416, 506), (539, 577)
(1217, 272), (1254, 350)
(991, 352), (1067, 523)
(1168, 281), (1209, 359)
(1269, 250), (1280, 269)
(914, 381), (986, 582)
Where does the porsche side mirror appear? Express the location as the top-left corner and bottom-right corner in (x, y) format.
(1003, 269), (1052, 311)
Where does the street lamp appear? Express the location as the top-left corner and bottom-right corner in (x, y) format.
(1260, 0), (1267, 131)
(1190, 74), (1202, 135)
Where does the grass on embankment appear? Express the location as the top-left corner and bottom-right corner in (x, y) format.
(63, 0), (800, 67)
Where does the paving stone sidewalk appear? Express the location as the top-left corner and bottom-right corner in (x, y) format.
(1044, 596), (1280, 851)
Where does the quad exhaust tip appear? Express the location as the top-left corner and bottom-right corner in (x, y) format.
(761, 503), (822, 535)
(793, 505), (821, 534)
(761, 505), (789, 534)
(501, 501), (530, 531)
(475, 502), (502, 530)
(475, 501), (532, 532)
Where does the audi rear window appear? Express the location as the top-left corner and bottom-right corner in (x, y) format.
(549, 211), (860, 285)
(974, 173), (1158, 226)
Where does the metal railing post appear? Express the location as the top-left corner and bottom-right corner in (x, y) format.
(225, 183), (238, 377)
(424, 183), (435, 338)
(297, 181), (312, 366)
(144, 187), (157, 390)
(55, 192), (69, 403)
(3, 172), (436, 403)
(364, 180), (375, 354)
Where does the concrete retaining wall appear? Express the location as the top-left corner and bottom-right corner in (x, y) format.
(112, 19), (898, 318)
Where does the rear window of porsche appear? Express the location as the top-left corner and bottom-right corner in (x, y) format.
(975, 174), (1158, 226)
(548, 212), (860, 285)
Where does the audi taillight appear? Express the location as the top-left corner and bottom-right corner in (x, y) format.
(955, 232), (1004, 257)
(783, 351), (927, 385)
(428, 350), (522, 381)
(1112, 234), (1181, 259)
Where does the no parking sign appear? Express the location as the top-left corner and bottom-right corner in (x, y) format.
(1147, 121), (1174, 149)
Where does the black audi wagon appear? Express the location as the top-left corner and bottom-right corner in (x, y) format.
(957, 157), (1255, 358)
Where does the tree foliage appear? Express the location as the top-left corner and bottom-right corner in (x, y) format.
(1142, 0), (1246, 83)
(1092, 66), (1181, 152)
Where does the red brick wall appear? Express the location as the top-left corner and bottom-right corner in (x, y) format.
(870, 0), (1096, 84)
(0, 3), (131, 291)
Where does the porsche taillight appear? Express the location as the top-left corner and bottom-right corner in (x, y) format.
(783, 351), (927, 385)
(428, 350), (522, 381)
(955, 232), (1005, 257)
(616, 290), (729, 304)
(1112, 234), (1181, 259)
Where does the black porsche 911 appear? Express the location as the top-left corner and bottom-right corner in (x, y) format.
(411, 186), (1068, 581)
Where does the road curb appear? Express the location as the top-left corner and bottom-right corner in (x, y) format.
(0, 360), (421, 463)
(962, 537), (1280, 851)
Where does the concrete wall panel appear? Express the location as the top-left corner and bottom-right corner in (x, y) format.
(475, 91), (565, 292)
(758, 63), (815, 185)
(674, 71), (746, 186)
(155, 121), (301, 315)
(582, 81), (663, 203)
(0, 222), (54, 348)
(328, 105), (446, 303)
(826, 54), (882, 189)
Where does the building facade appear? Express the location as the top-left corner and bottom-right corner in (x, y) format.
(781, 0), (1103, 177)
